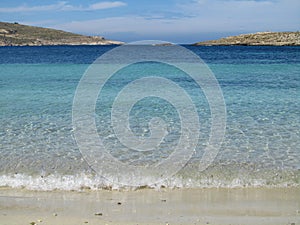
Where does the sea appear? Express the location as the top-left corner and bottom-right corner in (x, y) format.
(0, 45), (299, 191)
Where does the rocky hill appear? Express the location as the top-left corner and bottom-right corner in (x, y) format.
(194, 32), (300, 46)
(0, 22), (123, 46)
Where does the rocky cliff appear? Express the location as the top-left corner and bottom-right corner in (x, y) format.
(194, 32), (300, 46)
(0, 22), (123, 46)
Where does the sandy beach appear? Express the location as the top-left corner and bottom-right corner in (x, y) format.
(0, 187), (299, 225)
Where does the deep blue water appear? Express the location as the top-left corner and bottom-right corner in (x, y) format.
(0, 45), (299, 190)
(0, 45), (299, 64)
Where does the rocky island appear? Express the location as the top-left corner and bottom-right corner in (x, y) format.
(194, 31), (300, 46)
(0, 21), (123, 46)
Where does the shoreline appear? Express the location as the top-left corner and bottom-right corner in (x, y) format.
(1, 44), (300, 47)
(1, 187), (299, 225)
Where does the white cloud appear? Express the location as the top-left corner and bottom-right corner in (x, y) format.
(0, 2), (66, 13)
(88, 2), (126, 10)
(0, 1), (126, 13)
(55, 0), (299, 42)
(57, 0), (299, 33)
(58, 16), (218, 35)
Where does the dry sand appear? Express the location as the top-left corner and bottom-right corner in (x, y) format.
(0, 187), (299, 225)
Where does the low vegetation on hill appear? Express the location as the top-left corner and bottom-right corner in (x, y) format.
(194, 32), (300, 46)
(0, 22), (122, 46)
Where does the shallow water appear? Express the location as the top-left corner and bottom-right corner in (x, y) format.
(0, 45), (299, 190)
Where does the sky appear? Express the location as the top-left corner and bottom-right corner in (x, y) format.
(0, 0), (299, 43)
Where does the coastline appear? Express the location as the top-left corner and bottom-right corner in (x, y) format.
(1, 187), (299, 225)
(0, 43), (183, 47)
(194, 31), (300, 46)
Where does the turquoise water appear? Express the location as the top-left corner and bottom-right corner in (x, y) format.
(0, 45), (299, 190)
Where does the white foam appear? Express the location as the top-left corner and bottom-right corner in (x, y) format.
(0, 173), (298, 191)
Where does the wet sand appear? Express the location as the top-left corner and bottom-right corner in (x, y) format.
(0, 187), (299, 225)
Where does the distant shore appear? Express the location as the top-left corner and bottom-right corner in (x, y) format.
(1, 22), (300, 46)
(0, 21), (123, 46)
(0, 187), (299, 225)
(194, 31), (300, 46)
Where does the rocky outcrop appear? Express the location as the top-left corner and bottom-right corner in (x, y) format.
(194, 32), (300, 46)
(0, 22), (123, 46)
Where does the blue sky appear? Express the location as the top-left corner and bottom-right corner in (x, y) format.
(0, 0), (299, 43)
